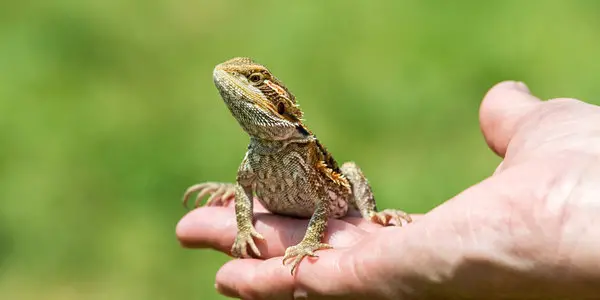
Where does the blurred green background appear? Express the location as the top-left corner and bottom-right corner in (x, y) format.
(1, 0), (600, 299)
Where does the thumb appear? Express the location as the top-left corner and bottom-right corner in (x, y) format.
(479, 81), (541, 157)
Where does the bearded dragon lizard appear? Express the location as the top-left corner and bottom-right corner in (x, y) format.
(183, 57), (412, 275)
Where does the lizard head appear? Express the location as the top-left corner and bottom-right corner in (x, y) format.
(213, 57), (310, 141)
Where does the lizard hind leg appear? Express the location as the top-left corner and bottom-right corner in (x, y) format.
(182, 182), (236, 209)
(340, 162), (412, 226)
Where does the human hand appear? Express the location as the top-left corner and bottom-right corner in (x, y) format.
(176, 81), (600, 299)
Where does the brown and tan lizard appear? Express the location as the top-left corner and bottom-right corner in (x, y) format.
(183, 57), (412, 274)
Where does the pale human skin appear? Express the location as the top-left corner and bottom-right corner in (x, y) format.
(176, 81), (600, 299)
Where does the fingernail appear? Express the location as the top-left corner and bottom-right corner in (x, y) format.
(493, 161), (505, 175)
(514, 81), (530, 94)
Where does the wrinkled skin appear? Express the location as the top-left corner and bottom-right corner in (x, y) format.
(176, 81), (600, 299)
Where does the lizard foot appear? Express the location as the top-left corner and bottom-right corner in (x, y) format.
(182, 182), (236, 209)
(370, 209), (412, 226)
(231, 227), (265, 258)
(231, 226), (265, 258)
(282, 241), (333, 275)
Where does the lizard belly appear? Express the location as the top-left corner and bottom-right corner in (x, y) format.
(250, 151), (350, 218)
(253, 158), (316, 218)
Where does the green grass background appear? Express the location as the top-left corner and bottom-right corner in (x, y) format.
(1, 0), (599, 299)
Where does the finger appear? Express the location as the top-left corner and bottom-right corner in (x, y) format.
(215, 225), (427, 300)
(176, 207), (368, 257)
(215, 258), (294, 299)
(215, 250), (364, 300)
(479, 81), (541, 157)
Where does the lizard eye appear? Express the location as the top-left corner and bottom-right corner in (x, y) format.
(248, 73), (264, 84)
(277, 102), (285, 115)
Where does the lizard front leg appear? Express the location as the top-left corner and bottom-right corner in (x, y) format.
(230, 155), (265, 258)
(282, 199), (332, 275)
(230, 183), (265, 258)
(341, 162), (412, 226)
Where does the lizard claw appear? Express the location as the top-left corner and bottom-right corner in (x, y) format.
(370, 209), (412, 226)
(282, 242), (332, 275)
(231, 227), (265, 258)
(182, 182), (236, 209)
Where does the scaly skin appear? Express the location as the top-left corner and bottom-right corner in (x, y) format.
(183, 57), (412, 275)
